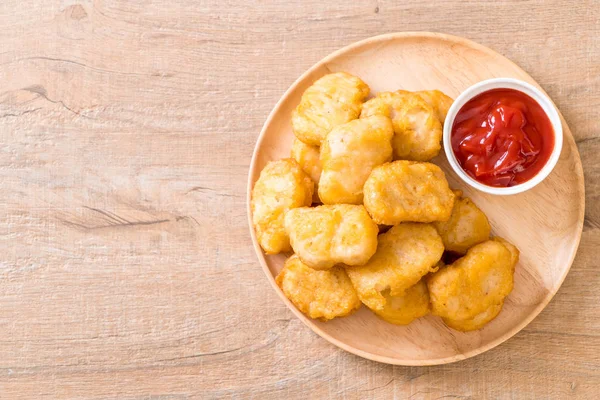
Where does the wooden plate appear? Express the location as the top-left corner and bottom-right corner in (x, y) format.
(246, 32), (585, 365)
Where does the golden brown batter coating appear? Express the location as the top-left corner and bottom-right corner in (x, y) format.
(346, 223), (444, 311)
(433, 190), (491, 254)
(372, 280), (430, 325)
(292, 72), (369, 146)
(361, 91), (442, 161)
(319, 115), (393, 204)
(276, 255), (361, 320)
(363, 160), (455, 225)
(428, 239), (519, 323)
(251, 159), (314, 254)
(284, 204), (378, 270)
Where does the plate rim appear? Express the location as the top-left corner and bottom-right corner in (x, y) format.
(246, 31), (585, 366)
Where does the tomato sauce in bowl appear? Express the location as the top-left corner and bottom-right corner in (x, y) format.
(450, 88), (555, 188)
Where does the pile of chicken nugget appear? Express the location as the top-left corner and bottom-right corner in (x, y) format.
(251, 72), (519, 332)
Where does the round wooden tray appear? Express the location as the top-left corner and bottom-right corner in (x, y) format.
(247, 32), (585, 365)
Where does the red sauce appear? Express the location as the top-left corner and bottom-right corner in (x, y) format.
(451, 88), (554, 187)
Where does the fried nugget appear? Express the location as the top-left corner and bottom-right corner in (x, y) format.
(251, 159), (314, 254)
(346, 223), (444, 311)
(443, 302), (503, 332)
(292, 72), (370, 146)
(276, 255), (361, 320)
(415, 90), (454, 124)
(372, 280), (430, 325)
(319, 115), (393, 204)
(433, 190), (491, 254)
(494, 237), (520, 266)
(290, 138), (322, 203)
(363, 160), (455, 225)
(361, 91), (442, 161)
(291, 138), (322, 184)
(428, 239), (519, 322)
(284, 204), (378, 270)
(396, 89), (454, 125)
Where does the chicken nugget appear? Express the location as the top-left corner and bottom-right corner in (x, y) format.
(428, 239), (519, 321)
(319, 115), (393, 204)
(372, 280), (430, 325)
(396, 89), (454, 125)
(363, 160), (455, 225)
(415, 90), (454, 124)
(361, 91), (442, 161)
(291, 138), (322, 184)
(251, 159), (314, 254)
(493, 237), (520, 266)
(443, 302), (503, 332)
(285, 204), (378, 270)
(276, 255), (361, 320)
(433, 190), (491, 254)
(291, 138), (322, 203)
(346, 223), (444, 311)
(292, 72), (370, 146)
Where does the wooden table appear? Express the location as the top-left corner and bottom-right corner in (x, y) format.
(0, 1), (598, 398)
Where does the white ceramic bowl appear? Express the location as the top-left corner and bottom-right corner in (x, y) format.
(443, 78), (563, 195)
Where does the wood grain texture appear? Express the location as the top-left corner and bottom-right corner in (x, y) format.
(0, 0), (597, 398)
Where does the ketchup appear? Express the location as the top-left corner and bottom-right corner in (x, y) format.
(451, 88), (554, 187)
